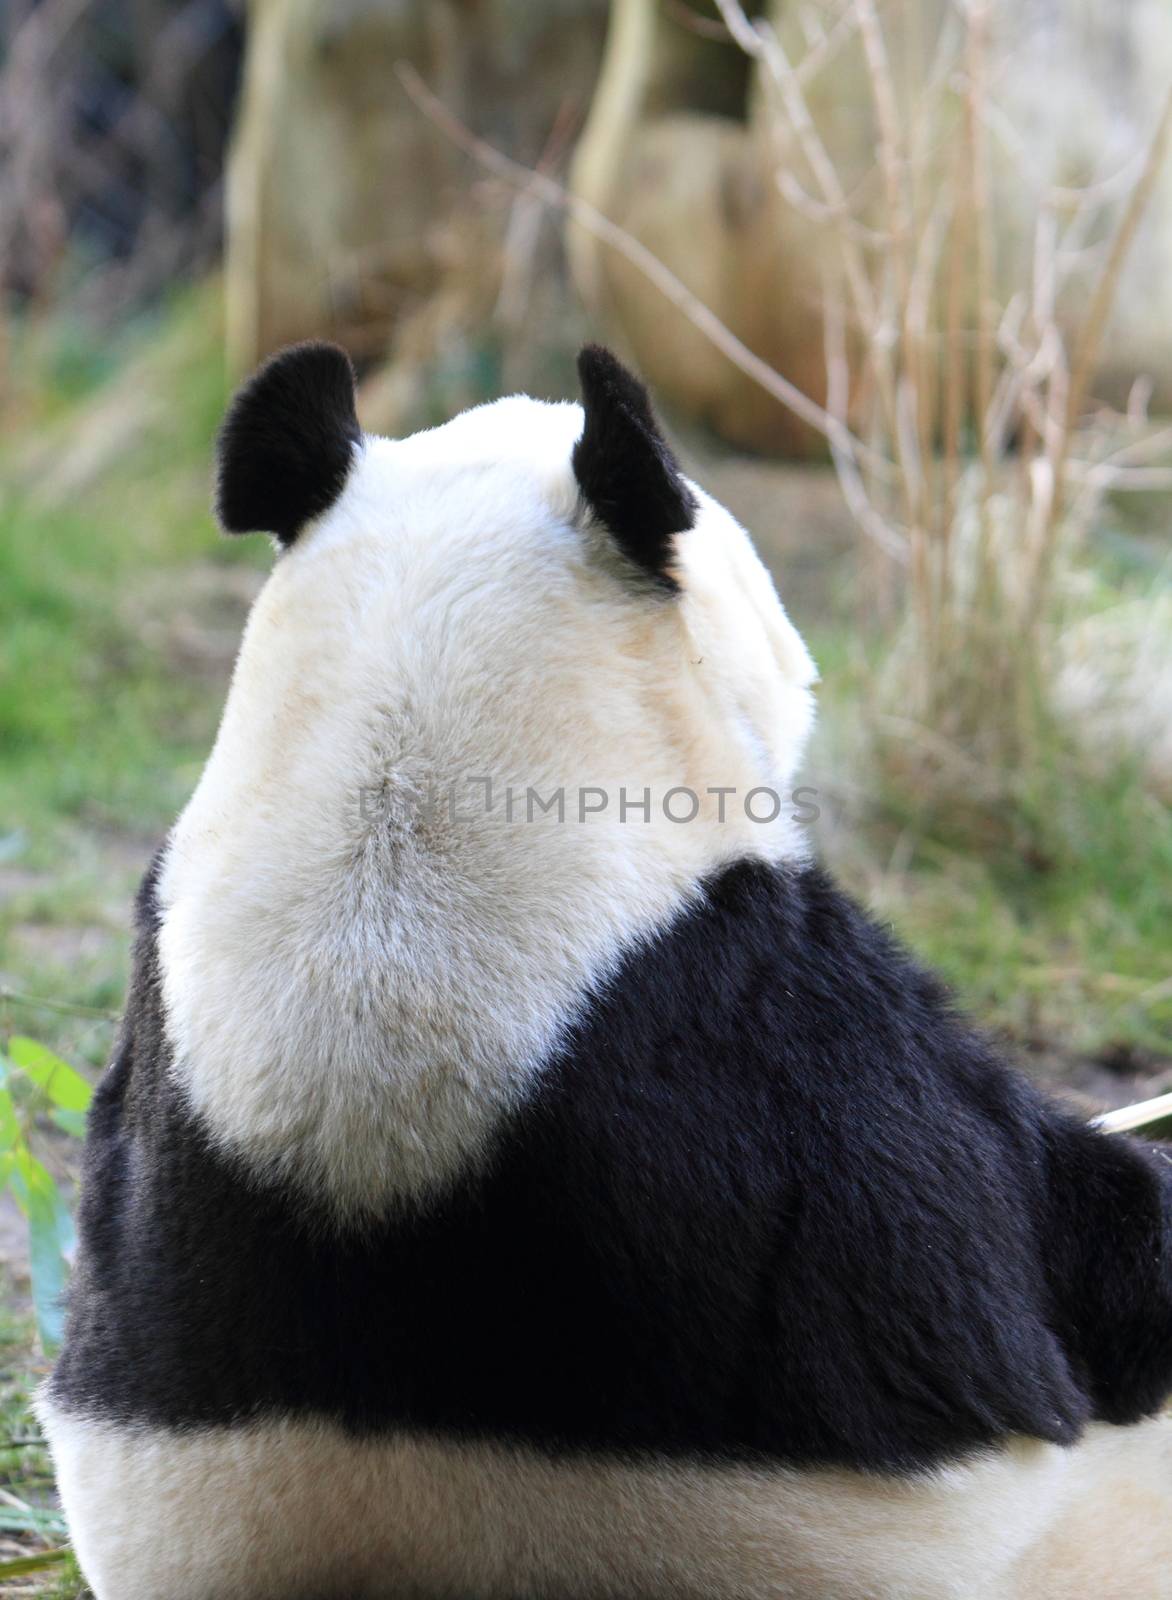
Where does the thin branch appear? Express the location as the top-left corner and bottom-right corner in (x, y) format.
(661, 0), (736, 43)
(1, 988), (120, 1023)
(775, 170), (892, 247)
(824, 280), (908, 559)
(714, 1), (880, 334)
(792, 0), (862, 89)
(1025, 83), (1172, 611)
(975, 95), (1149, 211)
(1064, 86), (1172, 442)
(396, 62), (892, 483)
(855, 0), (924, 551)
(1067, 463), (1172, 492)
(1091, 420), (1172, 471)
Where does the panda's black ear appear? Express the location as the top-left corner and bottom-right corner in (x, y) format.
(572, 345), (696, 591)
(215, 342), (361, 547)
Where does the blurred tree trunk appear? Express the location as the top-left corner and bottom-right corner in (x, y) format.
(224, 0), (607, 375)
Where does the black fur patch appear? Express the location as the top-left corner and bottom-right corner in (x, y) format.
(572, 345), (696, 590)
(52, 859), (1172, 1474)
(215, 342), (361, 545)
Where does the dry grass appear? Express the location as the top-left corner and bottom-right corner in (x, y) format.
(714, 0), (1172, 840)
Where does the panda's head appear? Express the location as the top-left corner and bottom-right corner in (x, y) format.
(159, 342), (818, 1214)
(211, 339), (815, 837)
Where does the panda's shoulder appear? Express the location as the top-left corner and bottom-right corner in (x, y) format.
(545, 856), (1005, 1128)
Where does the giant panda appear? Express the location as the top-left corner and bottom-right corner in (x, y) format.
(41, 342), (1172, 1600)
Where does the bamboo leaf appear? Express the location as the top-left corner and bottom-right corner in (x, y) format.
(8, 1037), (93, 1113)
(0, 1548), (71, 1578)
(0, 1085), (18, 1152)
(0, 1503), (68, 1536)
(1094, 1091), (1172, 1139)
(7, 1151), (73, 1353)
(50, 1108), (89, 1140)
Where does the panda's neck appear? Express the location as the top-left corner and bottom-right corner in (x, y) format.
(153, 758), (806, 1221)
(150, 533), (814, 1221)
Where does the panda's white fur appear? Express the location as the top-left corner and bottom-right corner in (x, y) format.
(158, 394), (817, 1216)
(39, 1404), (1172, 1599)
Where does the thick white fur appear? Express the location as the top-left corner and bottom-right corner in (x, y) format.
(39, 1401), (1172, 1600)
(158, 396), (817, 1216)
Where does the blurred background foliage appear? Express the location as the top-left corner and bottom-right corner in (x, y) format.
(1, 2), (1171, 1587)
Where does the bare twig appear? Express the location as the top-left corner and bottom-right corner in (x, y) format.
(707, 0), (1172, 801)
(824, 280), (907, 559)
(661, 0), (736, 43)
(964, 3), (997, 600)
(854, 0), (927, 619)
(1064, 87), (1172, 449)
(396, 61), (900, 508)
(1025, 84), (1172, 612)
(1, 988), (121, 1023)
(714, 1), (881, 337)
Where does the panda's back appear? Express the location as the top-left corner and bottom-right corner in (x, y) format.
(49, 857), (1172, 1481)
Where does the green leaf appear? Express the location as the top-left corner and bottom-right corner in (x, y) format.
(7, 1150), (73, 1353)
(0, 1503), (68, 1537)
(8, 1036), (93, 1113)
(0, 1549), (71, 1578)
(0, 1086), (18, 1152)
(50, 1108), (88, 1140)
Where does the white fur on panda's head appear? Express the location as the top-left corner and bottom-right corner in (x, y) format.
(213, 341), (816, 837)
(160, 343), (817, 1218)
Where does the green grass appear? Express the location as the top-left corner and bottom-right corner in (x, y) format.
(0, 283), (265, 1068)
(0, 1312), (85, 1596)
(0, 286), (252, 832)
(846, 781), (1172, 1060)
(808, 614), (1172, 1072)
